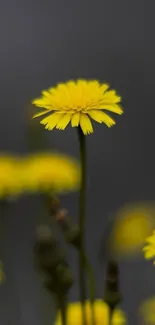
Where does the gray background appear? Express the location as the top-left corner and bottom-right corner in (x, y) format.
(0, 0), (155, 324)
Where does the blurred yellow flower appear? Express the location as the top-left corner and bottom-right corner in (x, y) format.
(143, 230), (155, 263)
(32, 79), (123, 135)
(55, 300), (126, 325)
(139, 297), (155, 324)
(0, 155), (21, 198)
(20, 152), (80, 194)
(110, 204), (155, 257)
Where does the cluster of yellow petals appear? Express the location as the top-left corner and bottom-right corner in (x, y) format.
(19, 153), (80, 194)
(32, 80), (123, 135)
(110, 204), (154, 257)
(0, 153), (80, 198)
(55, 300), (126, 325)
(0, 155), (21, 198)
(139, 297), (155, 324)
(143, 230), (155, 264)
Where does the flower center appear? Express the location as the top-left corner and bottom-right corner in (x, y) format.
(75, 106), (83, 112)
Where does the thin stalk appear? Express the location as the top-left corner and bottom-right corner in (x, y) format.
(83, 253), (96, 325)
(78, 127), (87, 325)
(57, 294), (67, 325)
(109, 307), (114, 325)
(60, 303), (66, 325)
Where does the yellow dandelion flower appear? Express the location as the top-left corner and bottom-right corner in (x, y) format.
(55, 300), (127, 325)
(32, 80), (123, 135)
(139, 297), (155, 324)
(19, 152), (80, 194)
(143, 230), (155, 263)
(110, 203), (155, 257)
(0, 155), (21, 198)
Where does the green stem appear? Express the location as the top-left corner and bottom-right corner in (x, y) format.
(78, 127), (87, 325)
(83, 254), (96, 325)
(57, 294), (67, 325)
(109, 307), (114, 325)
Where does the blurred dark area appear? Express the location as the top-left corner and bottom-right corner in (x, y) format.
(0, 0), (155, 324)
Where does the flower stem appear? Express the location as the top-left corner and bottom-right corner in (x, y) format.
(78, 127), (87, 325)
(78, 128), (96, 325)
(83, 253), (96, 325)
(57, 294), (67, 325)
(109, 307), (114, 325)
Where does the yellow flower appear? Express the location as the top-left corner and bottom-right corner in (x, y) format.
(143, 230), (155, 263)
(32, 80), (123, 135)
(20, 152), (80, 194)
(139, 297), (155, 324)
(110, 204), (155, 257)
(0, 155), (21, 198)
(55, 300), (127, 325)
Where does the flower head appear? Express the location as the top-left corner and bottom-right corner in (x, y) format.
(32, 80), (123, 135)
(139, 297), (155, 324)
(143, 230), (155, 263)
(110, 204), (154, 257)
(55, 300), (126, 325)
(20, 152), (80, 194)
(0, 155), (21, 198)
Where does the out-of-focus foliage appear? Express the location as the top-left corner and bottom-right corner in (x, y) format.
(55, 300), (127, 325)
(109, 203), (155, 258)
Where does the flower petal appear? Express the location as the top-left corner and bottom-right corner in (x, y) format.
(98, 104), (123, 115)
(144, 250), (155, 259)
(32, 98), (50, 108)
(80, 114), (93, 135)
(40, 112), (63, 130)
(56, 113), (72, 130)
(103, 90), (121, 103)
(71, 113), (80, 127)
(33, 109), (52, 119)
(88, 110), (115, 127)
(41, 90), (53, 98)
(100, 84), (110, 93)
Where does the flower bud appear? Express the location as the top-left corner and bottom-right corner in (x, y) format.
(34, 224), (73, 296)
(55, 264), (74, 292)
(34, 224), (67, 275)
(43, 278), (57, 294)
(43, 264), (73, 295)
(103, 260), (121, 309)
(56, 209), (80, 248)
(36, 224), (53, 240)
(47, 196), (60, 216)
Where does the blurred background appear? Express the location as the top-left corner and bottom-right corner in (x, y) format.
(0, 0), (155, 324)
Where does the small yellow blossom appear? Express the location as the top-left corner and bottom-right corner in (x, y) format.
(55, 300), (127, 325)
(143, 230), (155, 263)
(19, 152), (80, 194)
(32, 80), (123, 135)
(110, 204), (154, 257)
(0, 155), (21, 198)
(139, 297), (155, 324)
